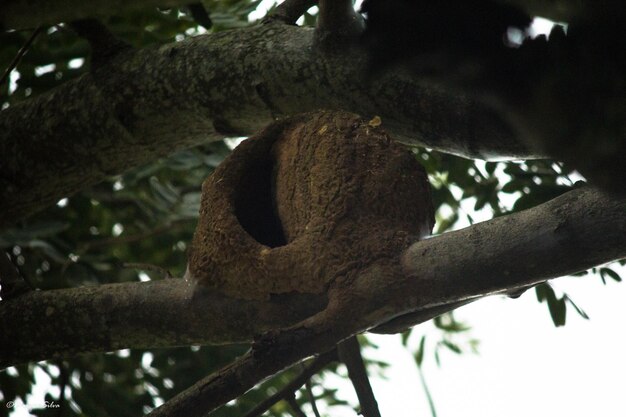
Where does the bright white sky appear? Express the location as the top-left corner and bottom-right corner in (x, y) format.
(362, 275), (626, 417)
(8, 4), (623, 417)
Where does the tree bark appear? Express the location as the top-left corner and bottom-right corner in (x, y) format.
(2, 186), (624, 368)
(0, 279), (327, 368)
(0, 21), (523, 228)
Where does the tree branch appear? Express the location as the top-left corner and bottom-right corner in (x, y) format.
(0, 251), (31, 299)
(187, 3), (212, 30)
(0, 22), (520, 228)
(263, 0), (317, 25)
(286, 395), (308, 417)
(149, 186), (626, 417)
(241, 349), (337, 417)
(2, 187), (623, 369)
(397, 186), (626, 310)
(0, 26), (44, 88)
(316, 0), (363, 47)
(337, 337), (380, 417)
(0, 279), (327, 368)
(68, 19), (132, 67)
(304, 379), (321, 417)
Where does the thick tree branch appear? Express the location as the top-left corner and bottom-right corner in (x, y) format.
(2, 187), (623, 369)
(397, 186), (626, 310)
(0, 279), (327, 368)
(152, 187), (626, 417)
(0, 22), (520, 228)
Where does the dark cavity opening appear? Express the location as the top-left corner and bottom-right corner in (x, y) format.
(234, 157), (287, 248)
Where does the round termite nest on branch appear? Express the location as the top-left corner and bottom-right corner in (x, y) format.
(186, 110), (434, 300)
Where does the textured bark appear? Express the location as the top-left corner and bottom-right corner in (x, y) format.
(3, 186), (624, 369)
(397, 186), (626, 311)
(0, 279), (327, 368)
(0, 21), (521, 228)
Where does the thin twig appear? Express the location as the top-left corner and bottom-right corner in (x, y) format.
(417, 365), (437, 417)
(263, 0), (317, 25)
(0, 26), (44, 89)
(286, 394), (308, 417)
(241, 349), (337, 417)
(304, 379), (321, 417)
(0, 251), (31, 299)
(56, 361), (69, 417)
(337, 337), (381, 417)
(188, 2), (213, 30)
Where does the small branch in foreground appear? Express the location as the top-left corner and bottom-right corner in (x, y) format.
(304, 378), (321, 417)
(68, 19), (132, 67)
(241, 349), (338, 417)
(286, 394), (308, 417)
(337, 337), (381, 417)
(263, 0), (317, 25)
(0, 26), (43, 89)
(0, 251), (31, 300)
(316, 0), (363, 46)
(187, 3), (212, 30)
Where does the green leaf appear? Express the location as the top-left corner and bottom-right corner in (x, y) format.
(535, 283), (549, 302)
(414, 335), (426, 366)
(600, 267), (622, 283)
(433, 314), (470, 332)
(547, 296), (567, 327)
(441, 340), (462, 355)
(401, 330), (411, 347)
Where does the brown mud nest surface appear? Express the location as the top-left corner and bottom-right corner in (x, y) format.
(187, 110), (434, 300)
